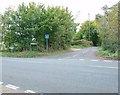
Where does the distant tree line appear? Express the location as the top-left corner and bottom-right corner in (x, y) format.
(1, 2), (118, 53)
(73, 2), (118, 53)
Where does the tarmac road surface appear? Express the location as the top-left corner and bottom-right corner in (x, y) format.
(1, 47), (118, 93)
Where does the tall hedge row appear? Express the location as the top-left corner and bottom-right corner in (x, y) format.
(1, 2), (77, 51)
(96, 3), (118, 53)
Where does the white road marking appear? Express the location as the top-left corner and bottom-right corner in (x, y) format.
(72, 54), (79, 58)
(5, 84), (19, 90)
(90, 60), (98, 62)
(25, 90), (35, 93)
(79, 59), (85, 61)
(58, 59), (62, 60)
(89, 65), (118, 69)
(71, 48), (81, 51)
(104, 60), (113, 62)
(0, 82), (3, 85)
(4, 59), (42, 64)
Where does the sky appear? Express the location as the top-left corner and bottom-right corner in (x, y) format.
(0, 0), (119, 23)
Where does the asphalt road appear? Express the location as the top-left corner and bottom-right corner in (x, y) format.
(1, 47), (118, 93)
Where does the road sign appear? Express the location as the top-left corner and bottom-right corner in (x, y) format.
(45, 34), (49, 50)
(45, 34), (49, 39)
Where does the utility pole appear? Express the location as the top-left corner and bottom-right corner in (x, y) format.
(88, 13), (90, 41)
(74, 11), (80, 32)
(75, 11), (80, 21)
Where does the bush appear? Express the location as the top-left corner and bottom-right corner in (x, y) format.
(102, 33), (118, 53)
(71, 39), (93, 46)
(1, 2), (77, 52)
(97, 47), (118, 59)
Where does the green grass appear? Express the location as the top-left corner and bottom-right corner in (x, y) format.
(0, 51), (48, 58)
(71, 45), (92, 49)
(96, 48), (118, 60)
(0, 49), (71, 58)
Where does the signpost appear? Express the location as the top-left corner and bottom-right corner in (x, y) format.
(45, 34), (49, 50)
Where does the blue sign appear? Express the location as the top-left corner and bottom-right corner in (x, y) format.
(45, 34), (49, 39)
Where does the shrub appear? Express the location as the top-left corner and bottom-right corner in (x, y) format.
(102, 32), (118, 53)
(1, 2), (77, 52)
(71, 39), (93, 46)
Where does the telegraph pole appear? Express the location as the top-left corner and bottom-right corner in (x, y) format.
(88, 13), (90, 41)
(74, 11), (80, 32)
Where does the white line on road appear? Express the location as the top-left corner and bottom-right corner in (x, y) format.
(65, 57), (71, 59)
(5, 84), (19, 90)
(104, 60), (113, 62)
(72, 54), (79, 58)
(4, 59), (42, 64)
(88, 65), (118, 69)
(90, 60), (98, 62)
(0, 82), (3, 85)
(79, 59), (85, 61)
(25, 90), (35, 93)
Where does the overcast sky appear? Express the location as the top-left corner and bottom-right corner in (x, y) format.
(0, 0), (119, 23)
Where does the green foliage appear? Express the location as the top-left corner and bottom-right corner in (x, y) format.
(1, 2), (77, 51)
(96, 3), (118, 53)
(101, 32), (118, 53)
(73, 32), (83, 41)
(1, 49), (71, 58)
(75, 20), (99, 46)
(96, 47), (118, 60)
(71, 39), (93, 46)
(71, 45), (90, 49)
(1, 51), (48, 57)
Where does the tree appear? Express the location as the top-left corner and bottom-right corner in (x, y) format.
(96, 3), (118, 53)
(1, 2), (77, 51)
(77, 20), (99, 46)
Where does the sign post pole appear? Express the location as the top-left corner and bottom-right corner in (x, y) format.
(46, 38), (48, 50)
(45, 34), (49, 51)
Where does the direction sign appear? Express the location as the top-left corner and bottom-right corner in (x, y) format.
(45, 34), (49, 39)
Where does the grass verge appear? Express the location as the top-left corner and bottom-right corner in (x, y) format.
(0, 49), (71, 58)
(71, 45), (92, 49)
(96, 48), (118, 60)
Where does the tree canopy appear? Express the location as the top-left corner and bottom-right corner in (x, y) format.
(1, 2), (77, 51)
(74, 20), (99, 46)
(95, 2), (118, 53)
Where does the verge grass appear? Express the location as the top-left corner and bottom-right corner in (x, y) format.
(0, 49), (71, 58)
(96, 47), (118, 60)
(71, 45), (92, 49)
